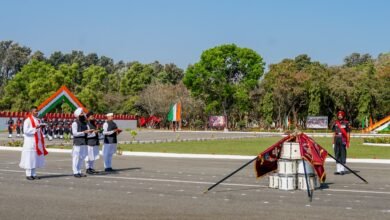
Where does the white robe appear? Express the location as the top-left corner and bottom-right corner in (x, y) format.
(85, 127), (100, 161)
(19, 116), (45, 169)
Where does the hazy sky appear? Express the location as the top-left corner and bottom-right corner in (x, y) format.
(1, 0), (389, 68)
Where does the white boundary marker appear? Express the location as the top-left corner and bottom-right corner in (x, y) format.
(0, 168), (390, 195)
(2, 146), (390, 164)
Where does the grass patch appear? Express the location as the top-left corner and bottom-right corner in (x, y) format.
(119, 137), (390, 159)
(40, 137), (390, 159)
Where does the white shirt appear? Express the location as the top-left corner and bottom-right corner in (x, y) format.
(103, 121), (116, 135)
(72, 121), (86, 137)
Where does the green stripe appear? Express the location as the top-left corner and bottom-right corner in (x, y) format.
(167, 104), (174, 121)
(39, 95), (77, 117)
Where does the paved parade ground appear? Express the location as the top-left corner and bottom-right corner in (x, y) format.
(0, 150), (389, 220)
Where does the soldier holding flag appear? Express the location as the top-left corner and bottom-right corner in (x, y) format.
(332, 110), (351, 175)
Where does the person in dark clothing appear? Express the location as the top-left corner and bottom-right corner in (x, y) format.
(7, 117), (14, 138)
(16, 118), (23, 138)
(102, 113), (122, 172)
(332, 110), (351, 175)
(71, 108), (93, 178)
(85, 112), (100, 174)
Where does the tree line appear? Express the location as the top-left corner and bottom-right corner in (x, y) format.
(0, 40), (389, 129)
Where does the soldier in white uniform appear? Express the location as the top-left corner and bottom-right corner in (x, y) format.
(19, 106), (48, 180)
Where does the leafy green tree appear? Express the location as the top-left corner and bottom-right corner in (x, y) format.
(157, 63), (184, 85)
(259, 92), (274, 127)
(0, 60), (57, 111)
(184, 44), (265, 125)
(30, 51), (46, 62)
(99, 56), (115, 74)
(374, 53), (390, 119)
(77, 65), (109, 112)
(0, 41), (31, 91)
(48, 51), (67, 67)
(84, 53), (99, 66)
(56, 63), (81, 92)
(344, 53), (373, 67)
(120, 62), (155, 95)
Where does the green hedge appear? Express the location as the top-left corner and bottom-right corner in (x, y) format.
(363, 137), (390, 144)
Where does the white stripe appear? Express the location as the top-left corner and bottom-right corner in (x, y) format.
(0, 169), (389, 195)
(39, 91), (80, 115)
(1, 146), (390, 164)
(172, 104), (177, 121)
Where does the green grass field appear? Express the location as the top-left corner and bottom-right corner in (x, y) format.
(117, 137), (390, 159)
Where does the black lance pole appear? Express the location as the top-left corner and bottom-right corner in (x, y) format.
(327, 153), (368, 184)
(304, 135), (368, 184)
(302, 159), (313, 202)
(204, 156), (258, 194)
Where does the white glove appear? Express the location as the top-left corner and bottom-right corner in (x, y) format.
(332, 144), (334, 149)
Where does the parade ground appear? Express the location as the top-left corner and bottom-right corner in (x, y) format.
(0, 149), (389, 220)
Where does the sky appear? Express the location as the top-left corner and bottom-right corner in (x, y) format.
(1, 0), (389, 68)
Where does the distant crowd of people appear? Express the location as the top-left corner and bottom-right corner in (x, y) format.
(7, 116), (107, 141)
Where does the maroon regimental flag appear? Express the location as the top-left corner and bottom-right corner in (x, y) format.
(297, 133), (328, 183)
(254, 135), (293, 178)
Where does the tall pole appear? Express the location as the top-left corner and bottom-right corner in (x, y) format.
(327, 153), (368, 184)
(204, 157), (258, 193)
(302, 159), (313, 202)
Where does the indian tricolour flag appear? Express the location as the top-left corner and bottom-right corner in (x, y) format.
(167, 102), (181, 122)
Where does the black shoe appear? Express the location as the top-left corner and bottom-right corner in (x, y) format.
(80, 173), (87, 177)
(32, 176), (41, 180)
(91, 169), (98, 174)
(86, 169), (94, 174)
(26, 176), (34, 180)
(334, 172), (340, 175)
(74, 174), (82, 178)
(340, 171), (345, 175)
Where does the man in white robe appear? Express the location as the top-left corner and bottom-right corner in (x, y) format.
(19, 106), (48, 180)
(72, 108), (92, 178)
(85, 112), (100, 174)
(103, 113), (122, 172)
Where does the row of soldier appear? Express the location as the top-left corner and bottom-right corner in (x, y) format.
(7, 117), (106, 140)
(6, 117), (23, 138)
(19, 107), (123, 180)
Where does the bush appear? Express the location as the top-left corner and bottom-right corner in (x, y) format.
(363, 137), (390, 144)
(8, 140), (23, 147)
(193, 119), (204, 130)
(130, 130), (138, 141)
(237, 120), (246, 130)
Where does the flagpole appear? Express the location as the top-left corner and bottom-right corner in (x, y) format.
(303, 134), (368, 184)
(203, 157), (258, 194)
(302, 159), (313, 202)
(327, 153), (368, 184)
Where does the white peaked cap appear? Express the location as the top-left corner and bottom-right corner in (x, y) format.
(106, 113), (114, 117)
(74, 108), (84, 117)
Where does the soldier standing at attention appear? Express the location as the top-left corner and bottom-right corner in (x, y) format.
(7, 117), (14, 138)
(332, 110), (351, 175)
